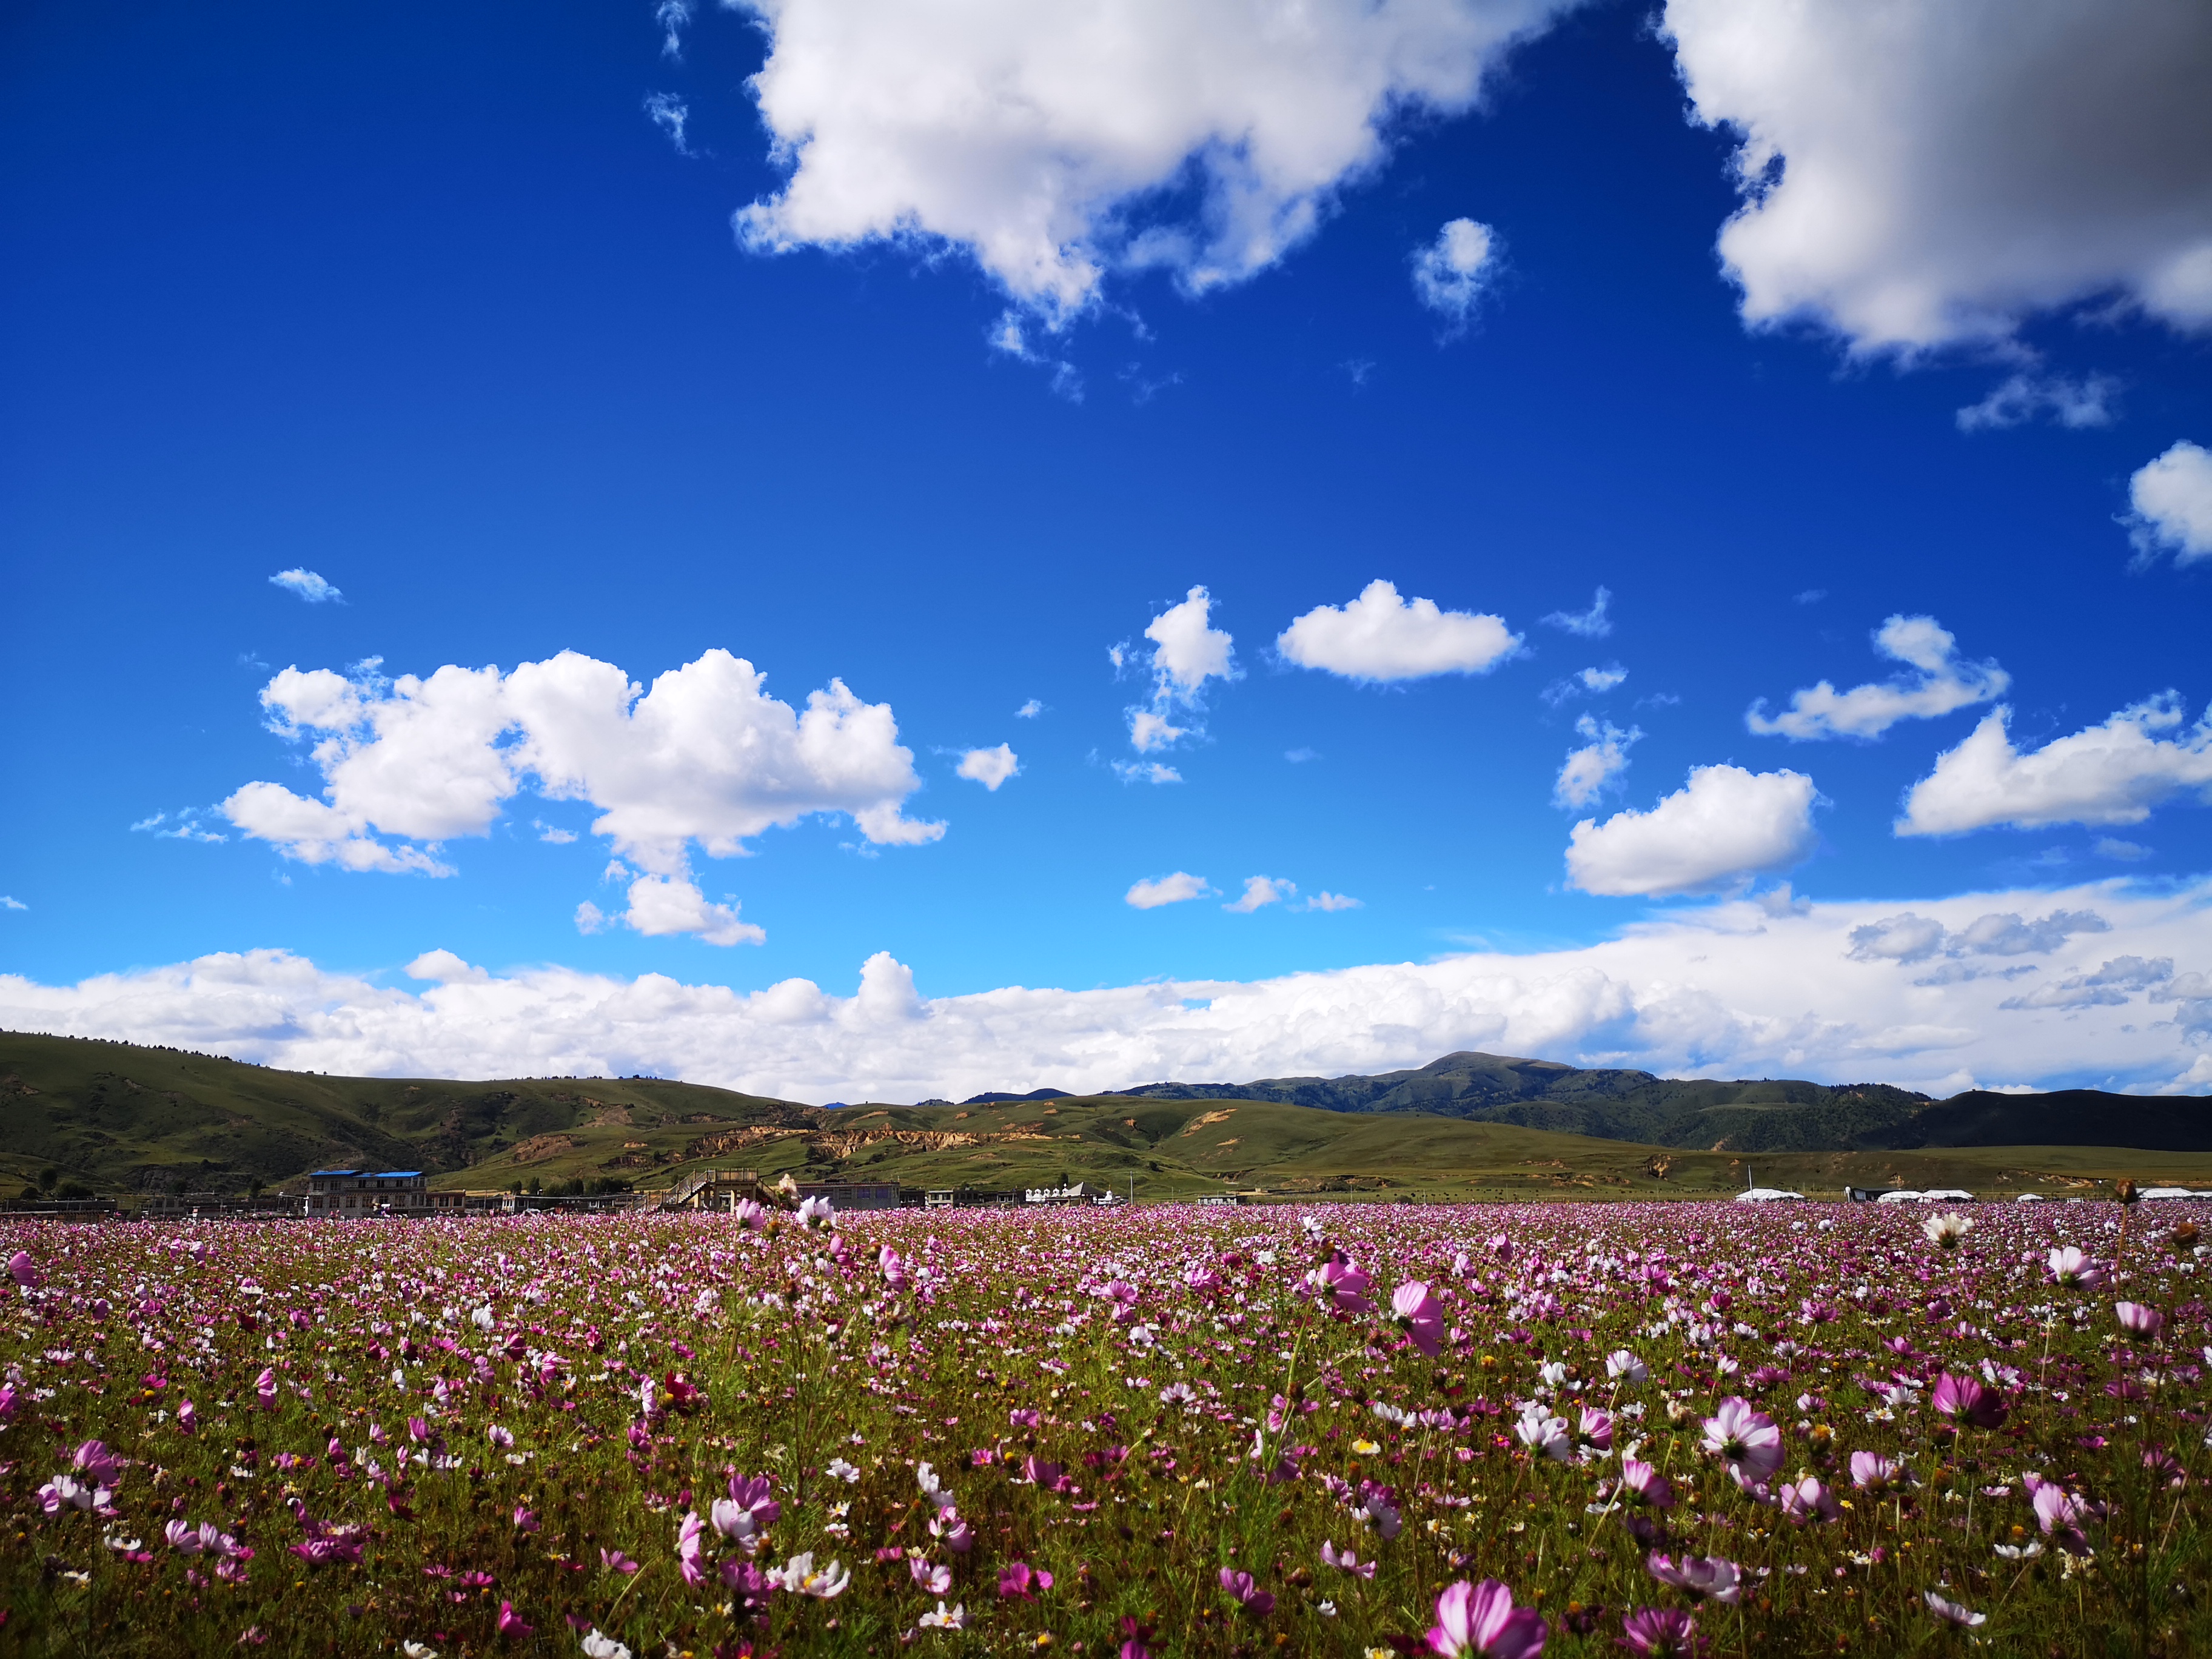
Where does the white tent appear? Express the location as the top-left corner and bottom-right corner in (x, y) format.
(1875, 1190), (1924, 1203)
(1736, 1187), (1806, 1203)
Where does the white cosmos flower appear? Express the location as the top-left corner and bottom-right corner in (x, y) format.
(775, 1552), (850, 1598)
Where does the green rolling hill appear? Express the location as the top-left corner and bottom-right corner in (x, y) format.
(3, 1030), (2210, 1204)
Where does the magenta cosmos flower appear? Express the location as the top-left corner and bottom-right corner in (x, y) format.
(1218, 1568), (1275, 1615)
(1428, 1579), (1546, 1658)
(1931, 1371), (2008, 1430)
(1700, 1398), (1783, 1484)
(1618, 1607), (1707, 1657)
(1393, 1281), (1446, 1356)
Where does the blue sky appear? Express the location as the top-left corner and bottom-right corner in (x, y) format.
(3, 0), (2210, 1101)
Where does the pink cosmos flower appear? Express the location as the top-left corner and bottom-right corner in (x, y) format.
(911, 1558), (951, 1597)
(176, 1399), (198, 1435)
(38, 1473), (100, 1515)
(675, 1511), (708, 1586)
(1620, 1459), (1676, 1510)
(2115, 1301), (2163, 1339)
(2046, 1247), (2103, 1290)
(72, 1439), (125, 1486)
(998, 1560), (1052, 1600)
(600, 1548), (642, 1575)
(512, 1506), (539, 1533)
(1646, 1553), (1742, 1606)
(1848, 1452), (1911, 1493)
(254, 1369), (278, 1410)
(495, 1601), (534, 1639)
(1219, 1568), (1276, 1616)
(1922, 1592), (1985, 1628)
(929, 1508), (974, 1553)
(879, 1246), (908, 1291)
(1777, 1475), (1838, 1524)
(1700, 1398), (1783, 1483)
(1321, 1540), (1376, 1578)
(1427, 1578), (1547, 1658)
(1575, 1406), (1615, 1456)
(7, 1249), (39, 1289)
(1311, 1252), (1375, 1315)
(2031, 1479), (2094, 1553)
(1392, 1281), (1446, 1356)
(1931, 1372), (2008, 1430)
(1618, 1607), (1707, 1657)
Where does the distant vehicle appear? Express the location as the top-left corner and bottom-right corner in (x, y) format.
(2015, 1193), (2045, 1203)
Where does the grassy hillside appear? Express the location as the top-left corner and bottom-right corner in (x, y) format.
(0, 1031), (814, 1196)
(7, 1030), (2212, 1204)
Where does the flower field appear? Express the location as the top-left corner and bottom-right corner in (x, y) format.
(4, 1198), (2211, 1657)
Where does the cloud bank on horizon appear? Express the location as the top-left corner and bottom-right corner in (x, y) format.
(5, 879), (2205, 1102)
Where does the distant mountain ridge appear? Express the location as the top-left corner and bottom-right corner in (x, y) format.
(1108, 1050), (2182, 1156)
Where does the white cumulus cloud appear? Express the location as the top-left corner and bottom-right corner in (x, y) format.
(1661, 0), (2212, 353)
(1302, 891), (1361, 912)
(1121, 586), (1236, 757)
(1553, 716), (1641, 810)
(1897, 694), (2212, 836)
(1224, 876), (1295, 913)
(1277, 578), (1520, 682)
(215, 649), (940, 941)
(406, 948), (489, 985)
(269, 568), (343, 604)
(611, 873), (766, 948)
(5, 878), (2205, 1100)
(1566, 764), (1819, 897)
(956, 743), (1020, 790)
(728, 0), (1577, 324)
(1125, 871), (1213, 910)
(1410, 218), (1498, 326)
(2126, 440), (2212, 568)
(1748, 615), (2007, 740)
